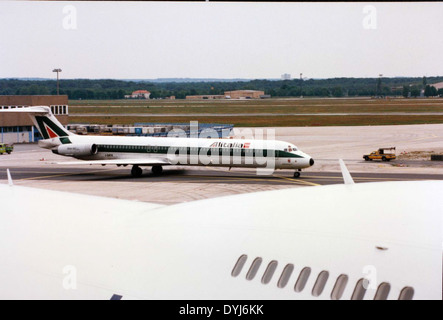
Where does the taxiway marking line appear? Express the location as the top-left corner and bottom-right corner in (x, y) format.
(180, 174), (305, 184)
(301, 175), (426, 181)
(411, 134), (439, 142)
(273, 175), (320, 186)
(15, 168), (122, 181)
(200, 168), (319, 185)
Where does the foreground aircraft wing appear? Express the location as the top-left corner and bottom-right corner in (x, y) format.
(0, 168), (441, 300)
(55, 158), (172, 166)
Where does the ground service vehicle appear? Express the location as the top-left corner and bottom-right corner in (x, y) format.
(0, 143), (13, 155)
(363, 147), (396, 161)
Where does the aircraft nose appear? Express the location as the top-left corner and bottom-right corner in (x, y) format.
(309, 158), (315, 166)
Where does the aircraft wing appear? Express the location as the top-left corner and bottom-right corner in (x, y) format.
(55, 158), (172, 166)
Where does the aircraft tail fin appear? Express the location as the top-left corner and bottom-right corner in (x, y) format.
(0, 106), (74, 140)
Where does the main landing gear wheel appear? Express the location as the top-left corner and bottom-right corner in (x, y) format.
(151, 165), (163, 175)
(131, 165), (143, 178)
(293, 171), (301, 178)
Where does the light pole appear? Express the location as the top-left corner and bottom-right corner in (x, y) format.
(377, 73), (383, 98)
(299, 73), (303, 98)
(53, 68), (62, 95)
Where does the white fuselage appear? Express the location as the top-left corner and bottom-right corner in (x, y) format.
(46, 135), (314, 170)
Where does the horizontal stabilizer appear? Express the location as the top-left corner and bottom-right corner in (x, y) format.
(0, 106), (50, 115)
(0, 106), (73, 138)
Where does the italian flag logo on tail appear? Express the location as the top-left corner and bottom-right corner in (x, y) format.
(35, 116), (72, 144)
(43, 123), (59, 139)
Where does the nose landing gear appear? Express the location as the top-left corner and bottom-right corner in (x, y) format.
(293, 169), (301, 178)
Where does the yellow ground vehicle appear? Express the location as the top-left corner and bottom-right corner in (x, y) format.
(0, 143), (14, 155)
(363, 147), (396, 162)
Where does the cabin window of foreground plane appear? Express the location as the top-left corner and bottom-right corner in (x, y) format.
(294, 267), (311, 293)
(374, 282), (391, 300)
(246, 257), (263, 281)
(231, 255), (247, 277)
(277, 264), (294, 289)
(398, 287), (414, 300)
(261, 261), (278, 285)
(331, 274), (349, 300)
(312, 271), (329, 297)
(351, 278), (368, 300)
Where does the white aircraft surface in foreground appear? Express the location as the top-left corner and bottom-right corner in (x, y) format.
(0, 165), (441, 300)
(0, 106), (314, 177)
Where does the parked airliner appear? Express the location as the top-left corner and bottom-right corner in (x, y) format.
(0, 106), (314, 177)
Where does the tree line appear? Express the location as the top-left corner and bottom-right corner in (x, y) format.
(0, 77), (442, 100)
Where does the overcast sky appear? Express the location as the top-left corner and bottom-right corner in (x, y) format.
(0, 1), (442, 79)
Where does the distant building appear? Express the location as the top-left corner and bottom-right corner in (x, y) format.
(430, 82), (443, 90)
(0, 95), (69, 144)
(186, 95), (225, 100)
(224, 90), (266, 99)
(281, 73), (291, 80)
(125, 90), (151, 99)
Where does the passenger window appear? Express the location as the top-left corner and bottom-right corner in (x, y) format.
(261, 261), (278, 285)
(351, 278), (368, 300)
(231, 255), (247, 277)
(277, 264), (294, 288)
(374, 282), (391, 300)
(331, 274), (349, 300)
(294, 267), (311, 292)
(246, 257), (263, 281)
(398, 287), (414, 300)
(312, 271), (329, 297)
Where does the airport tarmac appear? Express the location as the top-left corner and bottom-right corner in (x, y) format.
(0, 124), (442, 205)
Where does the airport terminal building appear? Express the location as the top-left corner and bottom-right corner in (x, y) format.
(0, 95), (69, 144)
